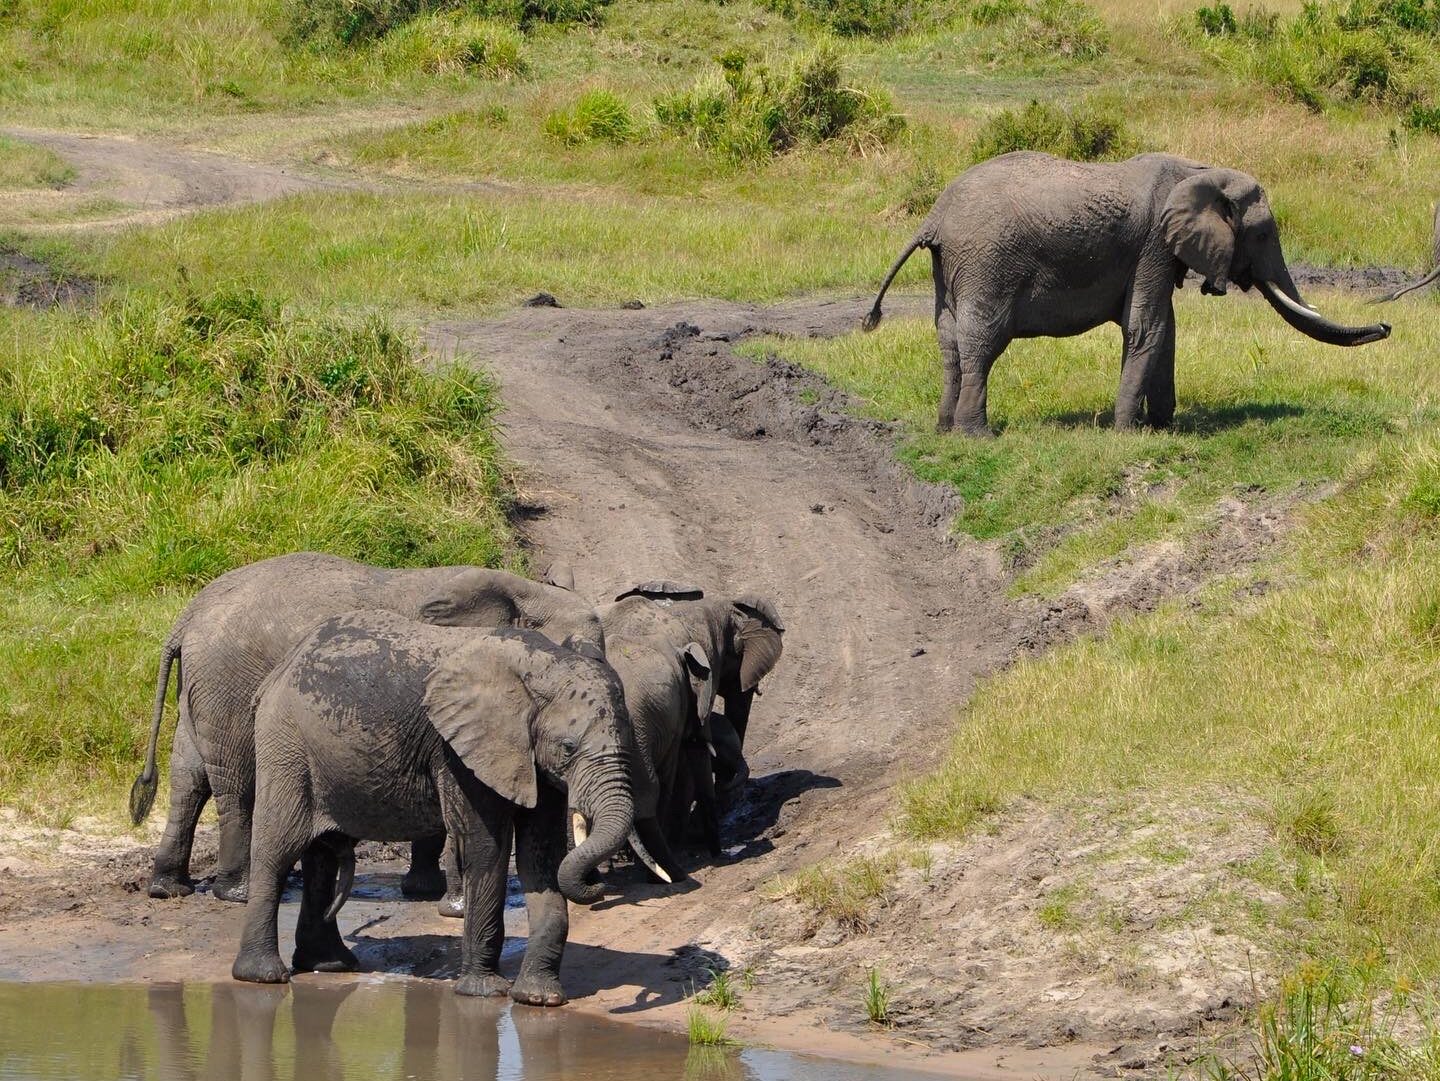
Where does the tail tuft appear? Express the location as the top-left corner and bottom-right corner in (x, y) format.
(861, 305), (882, 332)
(129, 772), (158, 825)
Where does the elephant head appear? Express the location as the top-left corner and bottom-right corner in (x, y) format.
(1160, 169), (1390, 345)
(423, 629), (642, 904)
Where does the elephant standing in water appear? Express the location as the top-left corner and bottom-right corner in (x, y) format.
(130, 552), (601, 904)
(236, 614), (648, 1006)
(1379, 201), (1440, 302)
(863, 151), (1391, 435)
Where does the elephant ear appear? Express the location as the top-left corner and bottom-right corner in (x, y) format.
(679, 642), (715, 736)
(614, 580), (705, 604)
(423, 639), (538, 808)
(732, 596), (784, 692)
(1160, 169), (1260, 295)
(541, 562), (576, 591)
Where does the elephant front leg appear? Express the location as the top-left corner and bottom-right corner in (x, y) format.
(435, 832), (464, 919)
(511, 786), (569, 1007)
(232, 833), (305, 985)
(443, 776), (512, 998)
(1116, 285), (1175, 431)
(149, 714), (210, 899)
(403, 833), (448, 902)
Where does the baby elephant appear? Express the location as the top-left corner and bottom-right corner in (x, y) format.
(234, 611), (647, 1007)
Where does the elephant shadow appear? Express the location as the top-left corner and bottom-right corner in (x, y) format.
(1029, 399), (1305, 436)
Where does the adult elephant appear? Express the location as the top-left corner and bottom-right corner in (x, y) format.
(617, 584), (784, 829)
(863, 151), (1391, 435)
(130, 552), (602, 904)
(235, 614), (647, 1007)
(1378, 201), (1440, 302)
(588, 588), (716, 883)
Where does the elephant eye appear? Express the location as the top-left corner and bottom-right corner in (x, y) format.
(559, 737), (578, 757)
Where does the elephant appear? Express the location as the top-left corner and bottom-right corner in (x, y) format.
(129, 552), (602, 906)
(862, 151), (1391, 436)
(588, 588), (716, 883)
(234, 613), (654, 1007)
(1378, 201), (1440, 302)
(615, 584), (785, 844)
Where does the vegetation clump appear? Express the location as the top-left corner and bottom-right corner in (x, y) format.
(654, 46), (905, 162)
(970, 99), (1136, 163)
(285, 0), (610, 47)
(968, 0), (1110, 63)
(757, 0), (954, 37)
(375, 13), (526, 76)
(543, 89), (638, 144)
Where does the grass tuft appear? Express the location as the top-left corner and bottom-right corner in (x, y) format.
(544, 88), (638, 145)
(863, 966), (892, 1026)
(692, 966), (740, 1010)
(686, 1004), (733, 1046)
(0, 135), (76, 189)
(970, 98), (1136, 163)
(374, 13), (527, 77)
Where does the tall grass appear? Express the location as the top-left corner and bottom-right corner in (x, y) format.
(0, 289), (515, 811)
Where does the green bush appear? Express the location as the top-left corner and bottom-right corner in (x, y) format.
(543, 89), (638, 144)
(758, 0), (954, 37)
(970, 99), (1136, 163)
(971, 0), (1109, 62)
(0, 288), (513, 584)
(654, 46), (905, 162)
(375, 12), (526, 75)
(1195, 3), (1237, 35)
(285, 0), (609, 46)
(1405, 102), (1440, 134)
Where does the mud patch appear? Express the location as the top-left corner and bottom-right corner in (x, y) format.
(0, 247), (96, 309)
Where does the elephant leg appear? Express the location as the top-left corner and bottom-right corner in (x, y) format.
(292, 839), (357, 975)
(683, 741), (722, 858)
(436, 832), (464, 919)
(403, 833), (447, 902)
(232, 807), (308, 985)
(1116, 290), (1175, 430)
(711, 712), (749, 807)
(946, 309), (1008, 437)
(1143, 320), (1177, 430)
(443, 774), (512, 999)
(149, 711), (210, 899)
(511, 785), (569, 1007)
(211, 790), (253, 904)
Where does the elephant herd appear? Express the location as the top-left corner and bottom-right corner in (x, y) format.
(129, 552), (782, 1006)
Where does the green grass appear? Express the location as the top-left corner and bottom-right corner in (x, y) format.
(862, 966), (891, 1026)
(686, 1005), (733, 1046)
(0, 135), (75, 190)
(746, 290), (1440, 593)
(0, 288), (516, 811)
(692, 967), (740, 1010)
(767, 853), (900, 933)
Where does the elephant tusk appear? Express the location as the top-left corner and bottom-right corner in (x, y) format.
(627, 829), (672, 885)
(324, 845), (356, 923)
(571, 811), (589, 849)
(1257, 280), (1390, 347)
(707, 742), (716, 758)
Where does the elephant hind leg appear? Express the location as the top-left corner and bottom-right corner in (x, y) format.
(149, 711), (210, 899)
(293, 837), (358, 975)
(403, 833), (448, 901)
(233, 768), (311, 984)
(939, 307), (1008, 437)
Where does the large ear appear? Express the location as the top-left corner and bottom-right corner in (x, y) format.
(733, 593), (784, 633)
(614, 580), (705, 604)
(679, 642), (715, 732)
(1160, 169), (1260, 294)
(732, 598), (783, 693)
(423, 639), (539, 808)
(541, 562), (576, 591)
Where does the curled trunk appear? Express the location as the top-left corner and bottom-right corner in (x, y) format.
(1257, 279), (1390, 346)
(557, 779), (633, 905)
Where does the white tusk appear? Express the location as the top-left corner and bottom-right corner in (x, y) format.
(707, 742), (717, 757)
(627, 829), (672, 885)
(571, 811), (589, 848)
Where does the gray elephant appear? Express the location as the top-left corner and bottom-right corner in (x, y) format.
(589, 587), (716, 883)
(235, 613), (649, 1007)
(130, 552), (601, 904)
(863, 151), (1391, 436)
(615, 584), (784, 849)
(1379, 201), (1440, 302)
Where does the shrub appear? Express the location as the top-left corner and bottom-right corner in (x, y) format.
(970, 99), (1137, 163)
(973, 0), (1110, 63)
(375, 13), (526, 75)
(543, 89), (638, 145)
(654, 46), (905, 162)
(285, 0), (609, 47)
(1196, 3), (1237, 35)
(759, 0), (954, 37)
(1405, 102), (1440, 134)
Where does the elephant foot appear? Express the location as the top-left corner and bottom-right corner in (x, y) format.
(400, 865), (447, 901)
(148, 873), (195, 899)
(436, 892), (464, 919)
(510, 974), (566, 1007)
(213, 876), (249, 904)
(232, 952), (290, 985)
(456, 971), (511, 998)
(292, 943), (358, 975)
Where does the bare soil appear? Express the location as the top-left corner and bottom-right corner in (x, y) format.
(0, 133), (1348, 1078)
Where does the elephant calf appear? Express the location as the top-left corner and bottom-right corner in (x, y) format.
(864, 151), (1390, 435)
(235, 612), (651, 1006)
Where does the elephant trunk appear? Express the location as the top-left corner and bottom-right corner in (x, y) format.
(1257, 278), (1390, 347)
(557, 773), (633, 905)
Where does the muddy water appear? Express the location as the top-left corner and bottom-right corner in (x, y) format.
(0, 981), (946, 1081)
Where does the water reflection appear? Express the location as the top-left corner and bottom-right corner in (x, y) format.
(0, 982), (944, 1081)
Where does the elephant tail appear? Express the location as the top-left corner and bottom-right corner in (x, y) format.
(323, 843), (356, 923)
(129, 629), (182, 825)
(1373, 263), (1440, 303)
(862, 231), (930, 332)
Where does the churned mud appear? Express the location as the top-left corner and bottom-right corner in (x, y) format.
(0, 131), (1362, 1078)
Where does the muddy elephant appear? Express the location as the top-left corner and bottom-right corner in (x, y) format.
(589, 588), (716, 883)
(1379, 201), (1440, 302)
(130, 552), (601, 904)
(235, 614), (650, 1006)
(616, 583), (784, 844)
(863, 151), (1391, 435)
